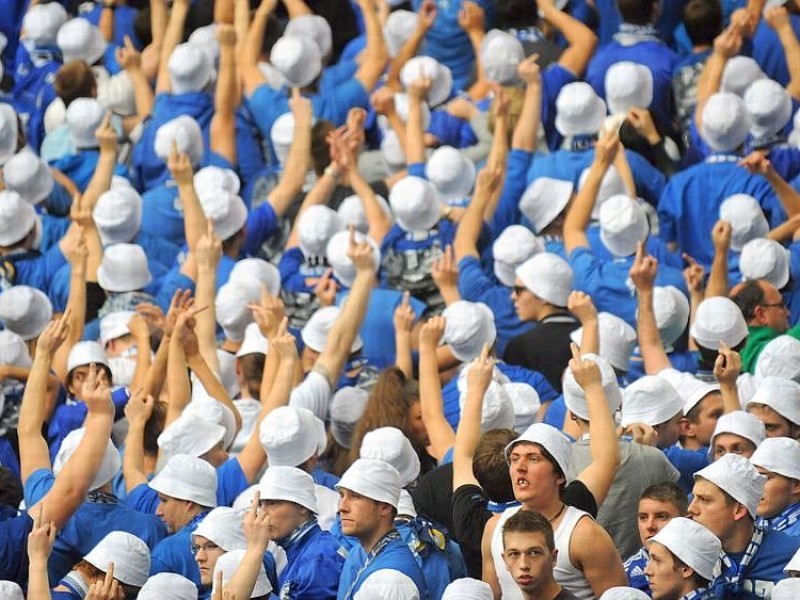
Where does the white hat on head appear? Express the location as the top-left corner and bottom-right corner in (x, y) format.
(701, 93), (751, 152)
(570, 312), (637, 372)
(0, 190), (36, 246)
(330, 386), (369, 448)
(149, 454), (218, 508)
(650, 517), (721, 582)
(94, 186), (143, 245)
(690, 296), (748, 350)
(297, 205), (344, 258)
(67, 341), (110, 372)
(393, 93), (432, 129)
(598, 588), (650, 600)
(515, 252), (573, 307)
(563, 353), (622, 421)
(443, 301), (497, 362)
(215, 282), (258, 342)
(169, 43), (214, 95)
(739, 238), (790, 289)
(0, 104), (19, 166)
(285, 14), (333, 58)
(721, 56), (766, 98)
(229, 258), (281, 297)
(648, 286), (690, 349)
(3, 148), (53, 205)
(259, 406), (326, 467)
(259, 466), (318, 513)
(257, 61), (288, 90)
(604, 62), (654, 115)
(270, 112), (297, 166)
(383, 10), (418, 57)
(481, 30), (525, 85)
(710, 411), (766, 455)
(505, 423), (572, 478)
(425, 146), (476, 202)
(398, 489), (417, 518)
(737, 371), (759, 406)
(184, 391), (238, 451)
(193, 507), (247, 551)
(193, 166), (240, 196)
(337, 194), (391, 235)
(66, 98), (105, 150)
(695, 453), (766, 517)
(353, 570), (419, 600)
(555, 82), (607, 137)
(154, 115), (204, 167)
(199, 191), (248, 241)
(270, 35), (322, 88)
(0, 330), (32, 370)
(389, 176), (443, 233)
(57, 18), (107, 65)
(492, 225), (543, 288)
(360, 427), (421, 487)
(0, 582), (24, 600)
(745, 376), (800, 426)
(337, 458), (402, 508)
(54, 428), (120, 491)
(85, 532), (150, 587)
(302, 306), (364, 354)
(139, 573), (198, 600)
(755, 335), (800, 382)
(0, 286), (52, 341)
(212, 549), (272, 598)
(97, 243), (152, 292)
(750, 436), (800, 481)
(772, 578), (800, 600)
(657, 369), (720, 416)
(23, 3), (68, 46)
(158, 414), (226, 458)
(442, 578), (494, 600)
(578, 165), (627, 220)
(621, 375), (684, 427)
(598, 195), (649, 258)
(382, 129), (407, 173)
(326, 230), (381, 288)
(519, 177), (573, 234)
(744, 78), (792, 138)
(99, 310), (135, 347)
(504, 382), (541, 433)
(458, 378), (516, 432)
(236, 323), (269, 358)
(400, 56), (453, 108)
(719, 194), (769, 252)
(785, 547), (800, 574)
(187, 24), (220, 67)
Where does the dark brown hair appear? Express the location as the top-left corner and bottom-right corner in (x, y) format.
(502, 509), (555, 551)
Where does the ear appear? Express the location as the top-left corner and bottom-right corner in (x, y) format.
(732, 502), (750, 522)
(551, 548), (558, 568)
(790, 478), (800, 500)
(681, 564), (695, 581)
(680, 417), (696, 439)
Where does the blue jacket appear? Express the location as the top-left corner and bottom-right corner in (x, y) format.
(277, 523), (345, 599)
(150, 511), (209, 587)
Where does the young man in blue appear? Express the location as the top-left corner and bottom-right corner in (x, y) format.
(689, 454), (800, 599)
(751, 438), (800, 538)
(336, 458), (428, 600)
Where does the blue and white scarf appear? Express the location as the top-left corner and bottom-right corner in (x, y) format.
(712, 526), (764, 597)
(758, 502), (800, 533)
(614, 23), (661, 45)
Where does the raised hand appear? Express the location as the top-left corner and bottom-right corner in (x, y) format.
(271, 317), (298, 361)
(419, 315), (446, 348)
(629, 241), (658, 291)
(624, 422), (658, 446)
(36, 312), (71, 358)
(314, 268), (338, 307)
(289, 87), (313, 123)
(243, 490), (272, 546)
(713, 341), (742, 386)
(27, 504), (57, 562)
(458, 0), (484, 34)
(431, 245), (459, 292)
(115, 35), (141, 71)
(466, 343), (495, 396)
(712, 220), (732, 254)
(64, 228), (89, 268)
(168, 141), (194, 187)
(124, 388), (155, 428)
(517, 53), (541, 85)
(86, 563), (123, 600)
(393, 291), (415, 335)
(682, 254), (705, 294)
(81, 363), (114, 416)
(626, 108), (660, 144)
(408, 76), (433, 102)
(567, 291), (597, 325)
(417, 0), (437, 31)
(196, 221), (223, 268)
(713, 22), (743, 59)
(568, 343), (602, 391)
(738, 152), (776, 179)
(765, 6), (791, 30)
(347, 226), (375, 272)
(370, 87), (396, 116)
(96, 113), (117, 155)
(249, 287), (285, 339)
(593, 129), (620, 169)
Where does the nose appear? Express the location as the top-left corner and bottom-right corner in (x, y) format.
(686, 499), (698, 517)
(644, 516), (657, 533)
(518, 553), (531, 571)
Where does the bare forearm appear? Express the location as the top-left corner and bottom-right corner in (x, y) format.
(395, 333), (413, 378)
(269, 116), (312, 218)
(195, 264), (221, 374)
(564, 165), (602, 252)
(768, 172), (800, 217)
(84, 152), (117, 209)
(150, 0), (168, 46)
(387, 28), (426, 90)
(122, 422), (149, 492)
(406, 98), (427, 164)
(512, 84), (542, 151)
(156, 0), (190, 93)
(636, 289), (671, 374)
(99, 5), (115, 41)
(265, 359), (296, 414)
(695, 54), (725, 131)
(706, 251), (729, 298)
(127, 67), (155, 118)
(187, 353), (243, 430)
(350, 171), (392, 242)
(578, 317), (599, 355)
(166, 337), (191, 425)
(27, 557), (52, 600)
(143, 333), (171, 398)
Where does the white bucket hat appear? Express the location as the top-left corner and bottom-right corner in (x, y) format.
(301, 305), (364, 354)
(168, 43), (214, 94)
(393, 92), (431, 129)
(570, 312), (637, 372)
(198, 190), (248, 242)
(330, 386), (369, 449)
(382, 129), (407, 174)
(66, 98), (106, 150)
(755, 335), (800, 383)
(193, 166), (240, 197)
(94, 186), (143, 245)
(326, 230), (381, 288)
(383, 10), (418, 57)
(0, 104), (19, 166)
(555, 82), (607, 137)
(57, 18), (107, 65)
(515, 252), (573, 307)
(360, 427), (421, 487)
(229, 258), (281, 297)
(0, 582), (24, 600)
(97, 243), (152, 292)
(598, 195), (649, 257)
(442, 578), (494, 600)
(773, 579), (800, 600)
(650, 517), (722, 582)
(54, 428), (121, 491)
(154, 116), (204, 167)
(690, 296), (748, 350)
(285, 14), (332, 58)
(259, 465), (318, 513)
(236, 323), (268, 358)
(0, 285), (52, 341)
(493, 225), (543, 288)
(389, 176), (443, 233)
(750, 436), (800, 481)
(578, 165), (627, 220)
(721, 56), (766, 98)
(215, 282), (259, 342)
(337, 193), (392, 235)
(744, 78), (793, 139)
(149, 454), (218, 508)
(604, 62), (654, 115)
(192, 507), (247, 551)
(739, 238), (790, 290)
(0, 330), (32, 370)
(337, 458), (402, 509)
(700, 93), (751, 152)
(23, 3), (68, 46)
(297, 205), (344, 259)
(505, 423), (572, 478)
(745, 376), (800, 426)
(563, 353), (622, 420)
(519, 177), (573, 234)
(212, 550), (272, 597)
(3, 148), (53, 205)
(158, 414), (227, 458)
(184, 391), (238, 452)
(400, 56), (453, 108)
(719, 194), (769, 252)
(481, 30), (525, 85)
(710, 411), (766, 456)
(694, 453), (766, 517)
(443, 301), (497, 362)
(425, 146), (476, 202)
(259, 406), (327, 467)
(84, 532), (150, 587)
(657, 369), (720, 415)
(621, 375), (684, 427)
(649, 286), (690, 349)
(99, 310), (135, 347)
(187, 24), (220, 68)
(139, 573), (198, 600)
(352, 570), (419, 600)
(270, 35), (322, 88)
(504, 382), (541, 433)
(0, 190), (36, 246)
(67, 341), (110, 372)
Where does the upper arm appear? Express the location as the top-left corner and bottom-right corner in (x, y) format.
(481, 516), (502, 600)
(570, 517), (627, 597)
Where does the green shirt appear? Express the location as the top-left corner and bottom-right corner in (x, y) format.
(741, 324), (800, 374)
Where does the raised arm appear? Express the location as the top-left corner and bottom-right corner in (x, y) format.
(714, 343), (742, 413)
(511, 55), (543, 153)
(165, 306), (206, 426)
(353, 0), (388, 94)
(418, 316), (456, 462)
(387, 0), (436, 91)
(765, 7), (800, 99)
(240, 0), (278, 97)
(116, 36), (155, 133)
(155, 0), (190, 95)
(568, 291), (599, 355)
(454, 165), (503, 261)
(283, 0), (313, 18)
(695, 22), (742, 133)
(227, 492), (272, 599)
(393, 292), (415, 379)
(540, 0), (597, 77)
(193, 223), (223, 375)
(405, 76), (430, 166)
(482, 88), (510, 219)
(210, 24), (239, 166)
(52, 230), (88, 383)
(432, 245), (462, 307)
(122, 390), (156, 492)
(706, 220), (731, 299)
(187, 350), (243, 431)
(630, 243), (673, 374)
(27, 506), (57, 600)
(458, 2), (488, 99)
(740, 153), (800, 217)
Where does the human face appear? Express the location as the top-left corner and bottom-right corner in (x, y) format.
(338, 488), (386, 543)
(757, 284), (789, 333)
(712, 433), (756, 462)
(756, 467), (800, 519)
(67, 365), (111, 397)
(192, 534), (225, 586)
(687, 479), (740, 540)
(201, 440), (229, 468)
(507, 443), (564, 508)
(655, 413), (683, 448)
(155, 493), (194, 534)
(502, 530), (557, 595)
(260, 500), (309, 540)
(645, 542), (688, 600)
(407, 401), (429, 447)
(747, 404), (794, 438)
(511, 279), (540, 322)
(637, 498), (682, 545)
(682, 393), (724, 448)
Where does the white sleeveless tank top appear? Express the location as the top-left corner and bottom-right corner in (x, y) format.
(491, 504), (594, 600)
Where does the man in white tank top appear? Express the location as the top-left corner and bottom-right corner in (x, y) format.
(480, 345), (627, 599)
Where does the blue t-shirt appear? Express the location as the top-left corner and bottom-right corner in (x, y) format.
(0, 505), (32, 583)
(623, 546), (650, 595)
(150, 511), (209, 587)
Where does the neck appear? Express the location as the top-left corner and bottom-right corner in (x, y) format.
(522, 495), (563, 518)
(221, 339), (241, 353)
(680, 437), (704, 451)
(679, 580), (702, 599)
(523, 580), (563, 600)
(723, 520), (755, 554)
(537, 305), (566, 321)
(360, 522), (395, 555)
